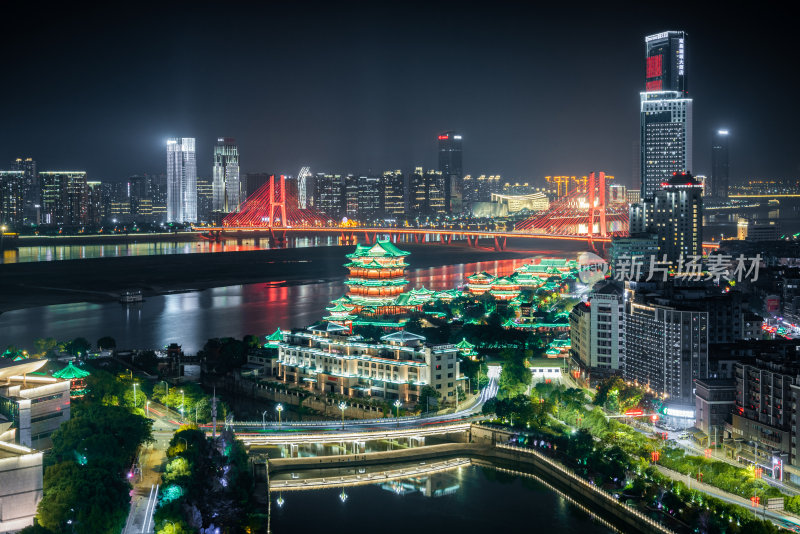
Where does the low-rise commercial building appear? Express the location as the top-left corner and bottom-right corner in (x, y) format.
(694, 378), (735, 444)
(0, 360), (71, 449)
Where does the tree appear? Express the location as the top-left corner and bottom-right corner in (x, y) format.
(418, 385), (440, 411)
(96, 336), (116, 350)
(64, 337), (91, 356)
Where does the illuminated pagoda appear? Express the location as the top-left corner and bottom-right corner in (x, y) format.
(455, 338), (477, 360)
(433, 289), (462, 302)
(52, 361), (90, 398)
(324, 301), (358, 331)
(344, 240), (410, 312)
(265, 328), (285, 346)
(466, 272), (495, 295)
(489, 276), (521, 301)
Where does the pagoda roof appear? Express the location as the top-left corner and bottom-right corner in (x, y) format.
(345, 259), (409, 269)
(540, 258), (568, 267)
(266, 328), (285, 341)
(550, 338), (571, 347)
(345, 278), (409, 287)
(467, 271), (496, 282)
(492, 277), (518, 286)
(326, 302), (356, 312)
(53, 361), (91, 379)
(346, 240), (409, 259)
(308, 322), (350, 333)
(455, 338), (475, 349)
(410, 286), (435, 296)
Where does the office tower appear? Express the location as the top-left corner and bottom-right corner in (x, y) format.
(196, 178), (213, 221)
(12, 157), (38, 225)
(609, 233), (659, 278)
(243, 173), (270, 201)
(297, 166), (311, 209)
(39, 172), (88, 226)
(357, 175), (381, 220)
(694, 174), (708, 197)
(344, 174), (359, 219)
(0, 170), (25, 227)
(166, 138), (197, 223)
(86, 181), (103, 225)
(409, 167), (446, 218)
(212, 137), (240, 212)
(629, 172), (703, 261)
(711, 129), (730, 199)
(640, 31), (692, 200)
(438, 131), (462, 211)
(625, 295), (708, 407)
(108, 181), (131, 222)
(314, 173), (345, 219)
(382, 170), (404, 217)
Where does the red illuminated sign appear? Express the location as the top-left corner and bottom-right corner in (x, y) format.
(625, 409), (644, 417)
(646, 80), (662, 91)
(646, 54), (663, 79)
(438, 135), (449, 140)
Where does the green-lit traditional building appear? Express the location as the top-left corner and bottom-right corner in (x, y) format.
(52, 362), (90, 398)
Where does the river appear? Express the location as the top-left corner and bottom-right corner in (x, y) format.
(268, 463), (616, 534)
(0, 256), (545, 354)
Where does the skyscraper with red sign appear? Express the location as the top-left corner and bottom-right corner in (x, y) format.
(639, 31), (693, 200)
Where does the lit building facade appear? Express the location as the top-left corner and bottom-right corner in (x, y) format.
(166, 137), (197, 222)
(38, 171), (88, 227)
(382, 170), (405, 217)
(357, 175), (382, 220)
(0, 440), (42, 532)
(0, 170), (25, 228)
(277, 327), (461, 405)
(212, 137), (240, 213)
(629, 172), (703, 261)
(409, 167), (446, 217)
(711, 129), (730, 199)
(438, 131), (462, 211)
(640, 91), (693, 199)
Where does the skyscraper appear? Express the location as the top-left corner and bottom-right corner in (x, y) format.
(0, 170), (25, 228)
(166, 138), (197, 223)
(38, 171), (88, 227)
(12, 158), (38, 225)
(381, 170), (404, 218)
(711, 129), (730, 199)
(409, 167), (446, 218)
(640, 31), (692, 200)
(438, 132), (462, 211)
(212, 137), (240, 213)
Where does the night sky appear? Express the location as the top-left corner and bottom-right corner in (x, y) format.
(2, 3), (798, 186)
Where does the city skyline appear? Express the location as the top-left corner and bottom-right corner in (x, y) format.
(2, 4), (799, 184)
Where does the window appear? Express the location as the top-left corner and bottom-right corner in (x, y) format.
(436, 365), (441, 370)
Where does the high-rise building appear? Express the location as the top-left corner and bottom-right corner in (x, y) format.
(0, 170), (25, 228)
(86, 181), (103, 225)
(39, 172), (88, 227)
(212, 137), (240, 213)
(166, 138), (197, 223)
(711, 129), (730, 199)
(196, 178), (213, 221)
(357, 175), (381, 220)
(438, 131), (462, 211)
(625, 293), (708, 408)
(644, 31), (688, 94)
(640, 31), (692, 200)
(314, 173), (345, 219)
(382, 170), (404, 218)
(409, 168), (446, 218)
(569, 282), (626, 379)
(344, 174), (359, 219)
(629, 172), (703, 261)
(12, 157), (38, 225)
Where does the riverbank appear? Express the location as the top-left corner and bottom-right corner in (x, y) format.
(0, 243), (568, 313)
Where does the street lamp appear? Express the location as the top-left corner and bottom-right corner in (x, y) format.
(276, 404), (284, 426)
(146, 401), (150, 417)
(132, 382), (139, 408)
(394, 399), (402, 427)
(262, 410), (268, 429)
(338, 402), (347, 430)
(180, 389), (184, 420)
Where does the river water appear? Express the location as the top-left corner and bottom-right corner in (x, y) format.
(0, 257), (543, 354)
(269, 463), (615, 534)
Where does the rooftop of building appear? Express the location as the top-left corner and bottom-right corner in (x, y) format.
(346, 240), (409, 259)
(695, 378), (736, 389)
(592, 281), (623, 296)
(0, 359), (47, 381)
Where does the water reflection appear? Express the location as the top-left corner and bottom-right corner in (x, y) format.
(269, 463), (616, 534)
(0, 256), (557, 354)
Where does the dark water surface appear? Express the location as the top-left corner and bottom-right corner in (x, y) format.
(0, 257), (544, 354)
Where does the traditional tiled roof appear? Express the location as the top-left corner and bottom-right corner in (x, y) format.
(467, 271), (496, 282)
(266, 328), (285, 341)
(455, 338), (475, 349)
(53, 361), (90, 379)
(346, 240), (409, 259)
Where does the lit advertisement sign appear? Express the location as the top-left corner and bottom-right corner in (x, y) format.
(664, 407), (694, 418)
(438, 135), (449, 140)
(677, 38), (685, 75)
(646, 80), (662, 91)
(646, 55), (663, 79)
(646, 31), (669, 43)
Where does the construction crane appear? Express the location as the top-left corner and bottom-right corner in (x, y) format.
(298, 166), (311, 209)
